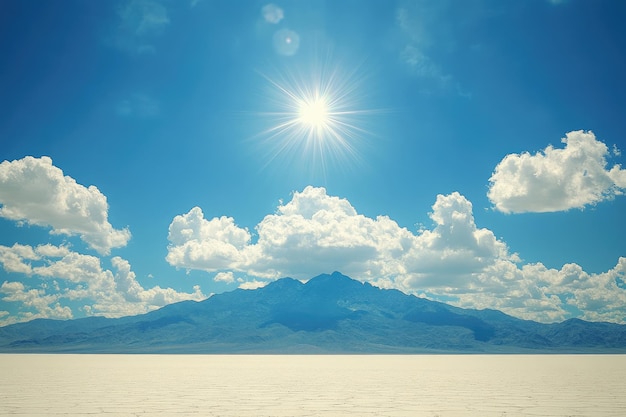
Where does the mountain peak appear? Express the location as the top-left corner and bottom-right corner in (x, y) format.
(263, 276), (303, 291)
(307, 271), (363, 285)
(2, 272), (626, 353)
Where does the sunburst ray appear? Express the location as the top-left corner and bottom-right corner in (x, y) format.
(252, 58), (381, 176)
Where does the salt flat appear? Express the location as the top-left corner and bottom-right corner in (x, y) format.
(1, 354), (624, 416)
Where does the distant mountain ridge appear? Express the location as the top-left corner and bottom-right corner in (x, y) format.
(1, 272), (625, 353)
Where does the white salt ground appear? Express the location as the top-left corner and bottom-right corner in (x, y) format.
(1, 354), (624, 417)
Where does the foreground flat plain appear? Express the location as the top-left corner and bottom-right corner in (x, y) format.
(1, 354), (624, 416)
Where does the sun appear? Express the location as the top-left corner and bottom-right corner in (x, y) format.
(297, 94), (329, 130)
(254, 59), (378, 174)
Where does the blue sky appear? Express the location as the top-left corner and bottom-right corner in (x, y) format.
(1, 0), (625, 326)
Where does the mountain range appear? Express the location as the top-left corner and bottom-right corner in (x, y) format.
(1, 272), (625, 353)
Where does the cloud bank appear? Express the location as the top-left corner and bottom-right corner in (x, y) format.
(0, 156), (204, 326)
(488, 131), (626, 213)
(0, 156), (131, 255)
(0, 243), (205, 326)
(167, 186), (626, 324)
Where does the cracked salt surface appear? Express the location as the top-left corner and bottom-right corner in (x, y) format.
(1, 354), (625, 416)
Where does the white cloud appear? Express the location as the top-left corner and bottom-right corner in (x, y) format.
(214, 271), (235, 284)
(262, 4), (284, 24)
(488, 131), (626, 213)
(0, 280), (72, 324)
(613, 144), (622, 157)
(0, 156), (131, 255)
(167, 187), (512, 282)
(35, 243), (71, 258)
(0, 244), (38, 275)
(0, 281), (26, 293)
(166, 208), (252, 271)
(399, 192), (514, 288)
(0, 156), (205, 326)
(167, 186), (626, 323)
(238, 280), (267, 290)
(0, 244), (206, 326)
(167, 186), (413, 280)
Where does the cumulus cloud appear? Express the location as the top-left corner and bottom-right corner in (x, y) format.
(167, 187), (512, 282)
(238, 280), (267, 290)
(166, 186), (626, 323)
(399, 192), (514, 288)
(166, 208), (252, 271)
(0, 243), (38, 275)
(488, 131), (626, 213)
(168, 186), (413, 280)
(0, 244), (206, 326)
(0, 280), (72, 325)
(214, 271), (235, 284)
(262, 4), (284, 24)
(0, 156), (131, 255)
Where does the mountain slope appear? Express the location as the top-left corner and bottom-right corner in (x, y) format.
(1, 272), (625, 353)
